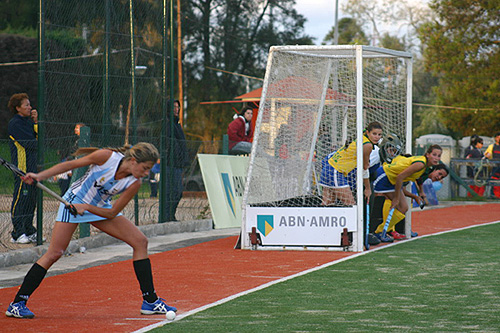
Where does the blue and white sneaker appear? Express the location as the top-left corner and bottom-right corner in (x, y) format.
(6, 301), (35, 319)
(140, 298), (177, 315)
(411, 230), (418, 237)
(374, 232), (394, 243)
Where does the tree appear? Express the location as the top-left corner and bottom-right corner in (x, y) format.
(419, 0), (500, 137)
(379, 32), (404, 51)
(342, 0), (431, 52)
(0, 0), (37, 31)
(323, 17), (368, 45)
(181, 0), (313, 142)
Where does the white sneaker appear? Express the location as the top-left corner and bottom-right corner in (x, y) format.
(10, 234), (30, 244)
(27, 233), (46, 243)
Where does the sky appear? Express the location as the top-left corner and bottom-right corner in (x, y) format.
(294, 0), (429, 45)
(294, 0), (336, 43)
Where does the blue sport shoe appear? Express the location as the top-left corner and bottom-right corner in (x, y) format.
(374, 232), (394, 243)
(411, 230), (418, 237)
(140, 298), (177, 315)
(6, 301), (35, 319)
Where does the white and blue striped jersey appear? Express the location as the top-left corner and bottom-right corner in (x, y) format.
(57, 151), (139, 223)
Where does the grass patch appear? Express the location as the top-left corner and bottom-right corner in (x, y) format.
(155, 223), (500, 332)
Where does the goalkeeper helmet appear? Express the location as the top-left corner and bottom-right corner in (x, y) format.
(379, 133), (402, 164)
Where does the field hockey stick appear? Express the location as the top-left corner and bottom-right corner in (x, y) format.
(365, 203), (370, 250)
(0, 156), (78, 217)
(381, 207), (395, 239)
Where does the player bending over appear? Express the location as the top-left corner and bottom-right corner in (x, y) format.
(6, 142), (177, 319)
(372, 144), (446, 242)
(319, 121), (383, 206)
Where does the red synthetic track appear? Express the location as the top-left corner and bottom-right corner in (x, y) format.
(1, 203), (499, 332)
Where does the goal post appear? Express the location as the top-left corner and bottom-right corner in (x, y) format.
(241, 45), (413, 251)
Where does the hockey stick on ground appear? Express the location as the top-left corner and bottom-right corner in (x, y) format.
(381, 207), (395, 239)
(365, 203), (370, 250)
(0, 156), (78, 217)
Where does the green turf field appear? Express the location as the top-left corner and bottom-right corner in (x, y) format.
(154, 223), (500, 332)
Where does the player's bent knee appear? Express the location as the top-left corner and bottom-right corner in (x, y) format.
(132, 234), (148, 250)
(45, 249), (65, 264)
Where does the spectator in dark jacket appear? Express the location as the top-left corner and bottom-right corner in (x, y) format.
(227, 106), (254, 155)
(164, 100), (189, 221)
(7, 93), (39, 244)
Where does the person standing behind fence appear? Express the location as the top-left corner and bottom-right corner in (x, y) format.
(464, 135), (485, 196)
(164, 100), (188, 221)
(5, 142), (177, 319)
(7, 93), (39, 244)
(484, 132), (500, 198)
(72, 122), (85, 152)
(227, 106), (254, 155)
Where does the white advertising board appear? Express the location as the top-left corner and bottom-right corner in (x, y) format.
(198, 154), (249, 229)
(245, 206), (357, 246)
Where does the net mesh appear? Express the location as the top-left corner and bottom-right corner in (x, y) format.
(245, 46), (410, 208)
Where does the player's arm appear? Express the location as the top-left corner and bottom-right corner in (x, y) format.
(23, 150), (112, 184)
(402, 186), (424, 205)
(74, 180), (141, 219)
(362, 143), (372, 199)
(392, 162), (425, 208)
(362, 143), (372, 171)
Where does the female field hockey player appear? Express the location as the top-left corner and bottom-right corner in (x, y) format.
(319, 121), (383, 206)
(372, 144), (447, 242)
(6, 142), (177, 319)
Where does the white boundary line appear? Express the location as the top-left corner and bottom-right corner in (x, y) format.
(133, 220), (500, 332)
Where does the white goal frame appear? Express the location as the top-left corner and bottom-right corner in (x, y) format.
(241, 45), (413, 251)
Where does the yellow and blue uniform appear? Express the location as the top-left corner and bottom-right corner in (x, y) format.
(373, 155), (427, 193)
(8, 114), (38, 240)
(319, 136), (373, 188)
(373, 155), (428, 234)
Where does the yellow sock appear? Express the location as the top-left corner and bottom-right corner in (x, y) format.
(375, 199), (405, 233)
(387, 209), (405, 232)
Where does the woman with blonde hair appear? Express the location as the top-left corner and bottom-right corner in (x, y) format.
(6, 142), (177, 319)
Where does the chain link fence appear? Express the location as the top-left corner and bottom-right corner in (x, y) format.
(0, 1), (219, 252)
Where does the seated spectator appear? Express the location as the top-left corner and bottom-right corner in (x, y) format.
(484, 132), (500, 198)
(228, 106), (254, 155)
(464, 135), (485, 196)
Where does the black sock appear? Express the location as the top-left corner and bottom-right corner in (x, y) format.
(14, 263), (47, 304)
(371, 196), (385, 233)
(133, 258), (158, 303)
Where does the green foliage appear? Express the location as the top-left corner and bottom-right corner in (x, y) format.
(0, 25), (37, 38)
(379, 32), (405, 51)
(154, 223), (500, 332)
(419, 0), (500, 137)
(0, 0), (37, 31)
(323, 17), (369, 45)
(0, 141), (14, 195)
(45, 30), (86, 57)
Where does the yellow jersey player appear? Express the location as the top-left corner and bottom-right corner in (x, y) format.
(319, 122), (383, 206)
(372, 144), (447, 242)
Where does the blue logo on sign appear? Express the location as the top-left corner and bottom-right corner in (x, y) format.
(221, 173), (235, 217)
(257, 215), (274, 236)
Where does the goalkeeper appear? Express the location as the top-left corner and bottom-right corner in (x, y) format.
(319, 121), (383, 206)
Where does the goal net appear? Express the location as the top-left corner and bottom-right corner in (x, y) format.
(241, 45), (412, 251)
